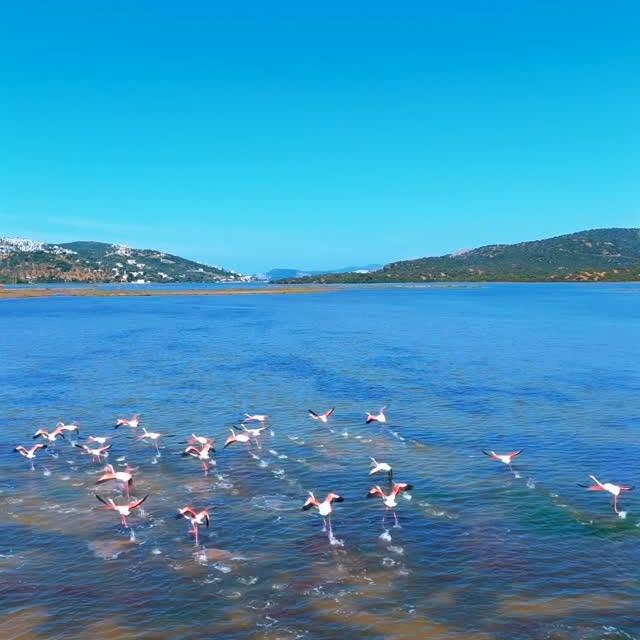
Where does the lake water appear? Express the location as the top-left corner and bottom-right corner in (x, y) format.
(1, 284), (638, 640)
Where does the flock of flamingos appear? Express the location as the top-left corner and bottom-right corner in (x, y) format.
(13, 406), (634, 545)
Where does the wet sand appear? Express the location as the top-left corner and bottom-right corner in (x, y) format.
(0, 285), (330, 300)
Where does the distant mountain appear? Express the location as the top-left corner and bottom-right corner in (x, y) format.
(0, 238), (246, 284)
(264, 264), (382, 281)
(276, 228), (640, 283)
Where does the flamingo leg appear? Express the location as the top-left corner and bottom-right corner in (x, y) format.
(393, 510), (399, 527)
(194, 525), (199, 546)
(327, 516), (333, 539)
(614, 495), (619, 514)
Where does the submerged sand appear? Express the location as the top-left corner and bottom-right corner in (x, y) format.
(0, 285), (329, 300)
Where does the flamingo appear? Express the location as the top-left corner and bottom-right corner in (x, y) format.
(302, 492), (344, 538)
(224, 428), (251, 449)
(33, 427), (66, 443)
(308, 408), (335, 424)
(86, 435), (111, 446)
(579, 475), (634, 514)
(115, 414), (140, 429)
(182, 443), (215, 475)
(14, 444), (47, 469)
(136, 427), (169, 454)
(241, 424), (268, 438)
(369, 457), (393, 481)
(74, 442), (112, 462)
(95, 494), (148, 528)
(243, 413), (268, 424)
(55, 421), (80, 435)
(96, 463), (134, 498)
(176, 506), (210, 545)
(366, 407), (387, 424)
(188, 434), (215, 447)
(482, 449), (523, 466)
(367, 482), (413, 527)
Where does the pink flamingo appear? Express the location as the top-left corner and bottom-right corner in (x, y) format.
(365, 407), (387, 424)
(367, 482), (413, 527)
(579, 475), (634, 514)
(308, 408), (335, 424)
(95, 494), (148, 528)
(302, 492), (344, 538)
(176, 506), (210, 545)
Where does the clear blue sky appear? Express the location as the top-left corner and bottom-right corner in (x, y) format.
(1, 1), (638, 273)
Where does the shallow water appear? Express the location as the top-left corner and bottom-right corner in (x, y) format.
(1, 283), (639, 639)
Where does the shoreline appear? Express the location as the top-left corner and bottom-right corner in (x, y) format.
(0, 286), (331, 300)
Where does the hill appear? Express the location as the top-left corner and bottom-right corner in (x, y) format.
(264, 264), (383, 281)
(0, 238), (246, 284)
(276, 228), (640, 283)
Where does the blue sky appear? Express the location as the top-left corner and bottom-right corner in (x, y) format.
(1, 1), (638, 273)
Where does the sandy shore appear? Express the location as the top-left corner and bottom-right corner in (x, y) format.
(0, 286), (330, 300)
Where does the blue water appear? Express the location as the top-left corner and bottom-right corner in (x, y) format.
(1, 284), (639, 640)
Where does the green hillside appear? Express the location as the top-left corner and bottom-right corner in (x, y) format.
(0, 239), (244, 284)
(277, 228), (640, 283)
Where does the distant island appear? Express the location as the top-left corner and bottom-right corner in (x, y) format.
(262, 264), (383, 281)
(276, 228), (640, 284)
(0, 238), (248, 284)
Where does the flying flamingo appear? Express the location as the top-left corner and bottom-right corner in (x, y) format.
(96, 464), (134, 498)
(188, 434), (215, 447)
(308, 408), (335, 424)
(224, 428), (251, 449)
(241, 424), (268, 438)
(240, 424), (268, 448)
(302, 492), (344, 539)
(369, 457), (393, 481)
(55, 421), (80, 435)
(115, 414), (140, 429)
(366, 407), (387, 424)
(33, 427), (66, 443)
(243, 413), (268, 424)
(136, 427), (170, 455)
(86, 435), (111, 446)
(182, 442), (215, 475)
(482, 449), (523, 467)
(74, 442), (112, 462)
(176, 506), (210, 545)
(14, 444), (47, 469)
(367, 482), (413, 527)
(95, 494), (148, 528)
(579, 475), (634, 514)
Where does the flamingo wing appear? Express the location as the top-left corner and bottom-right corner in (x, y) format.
(129, 495), (149, 510)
